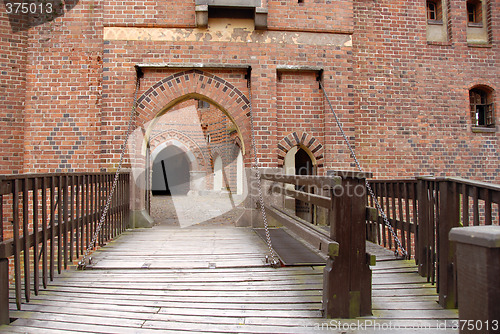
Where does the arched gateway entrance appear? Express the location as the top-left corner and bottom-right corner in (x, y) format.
(129, 70), (252, 227)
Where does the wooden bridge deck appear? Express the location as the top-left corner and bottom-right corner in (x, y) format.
(2, 226), (458, 333)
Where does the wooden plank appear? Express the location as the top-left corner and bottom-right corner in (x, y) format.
(21, 298), (321, 311)
(263, 205), (336, 256)
(270, 186), (331, 208)
(260, 173), (341, 189)
(2, 225), (458, 333)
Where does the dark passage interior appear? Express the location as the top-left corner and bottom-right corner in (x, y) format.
(152, 145), (191, 195)
(294, 148), (314, 222)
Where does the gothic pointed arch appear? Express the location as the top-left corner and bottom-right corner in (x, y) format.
(277, 131), (324, 168)
(135, 70), (251, 156)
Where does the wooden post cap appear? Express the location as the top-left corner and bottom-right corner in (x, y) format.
(449, 226), (500, 248)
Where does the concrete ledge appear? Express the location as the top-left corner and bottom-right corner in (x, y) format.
(449, 225), (500, 248)
(196, 0), (261, 7)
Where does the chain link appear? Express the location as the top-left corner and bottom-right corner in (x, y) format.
(247, 76), (280, 268)
(319, 81), (407, 258)
(78, 76), (141, 269)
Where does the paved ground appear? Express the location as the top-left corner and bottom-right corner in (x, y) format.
(150, 194), (246, 228)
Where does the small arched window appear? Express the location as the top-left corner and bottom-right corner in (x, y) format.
(469, 86), (494, 128)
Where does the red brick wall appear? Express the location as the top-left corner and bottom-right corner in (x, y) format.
(0, 7), (27, 174)
(267, 0), (353, 33)
(103, 0), (195, 27)
(22, 0), (104, 173)
(1, 0), (498, 183)
(354, 0), (499, 182)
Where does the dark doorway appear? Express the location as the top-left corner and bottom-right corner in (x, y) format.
(294, 148), (315, 223)
(152, 146), (191, 196)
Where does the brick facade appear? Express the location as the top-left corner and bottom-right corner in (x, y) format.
(0, 0), (498, 183)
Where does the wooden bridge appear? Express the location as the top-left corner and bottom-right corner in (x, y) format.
(1, 171), (499, 333)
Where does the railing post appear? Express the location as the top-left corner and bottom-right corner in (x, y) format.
(449, 226), (500, 333)
(417, 178), (429, 277)
(323, 171), (372, 318)
(438, 180), (459, 309)
(0, 257), (9, 325)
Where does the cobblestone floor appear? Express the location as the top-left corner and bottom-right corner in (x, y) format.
(150, 194), (246, 228)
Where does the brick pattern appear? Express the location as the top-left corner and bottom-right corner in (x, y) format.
(267, 0), (353, 33)
(21, 0), (104, 173)
(353, 0), (499, 181)
(0, 8), (27, 174)
(103, 0), (195, 27)
(0, 0), (498, 184)
(277, 131), (325, 168)
(134, 69), (251, 165)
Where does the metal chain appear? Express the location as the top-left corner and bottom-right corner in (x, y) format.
(78, 76), (141, 269)
(319, 81), (407, 258)
(247, 76), (280, 268)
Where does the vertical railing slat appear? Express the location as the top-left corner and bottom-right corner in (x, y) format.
(33, 177), (40, 295)
(13, 179), (22, 310)
(381, 182), (387, 247)
(485, 189), (492, 225)
(397, 182), (405, 253)
(403, 182), (411, 258)
(0, 193), (3, 243)
(388, 182), (394, 250)
(50, 176), (55, 281)
(22, 177), (30, 303)
(86, 175), (90, 252)
(75, 175), (80, 256)
(57, 175), (63, 274)
(70, 175), (74, 262)
(462, 184), (469, 227)
(473, 186), (479, 226)
(42, 177), (48, 288)
(63, 175), (68, 269)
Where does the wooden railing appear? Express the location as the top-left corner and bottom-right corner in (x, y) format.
(261, 170), (374, 318)
(366, 176), (500, 309)
(0, 172), (130, 324)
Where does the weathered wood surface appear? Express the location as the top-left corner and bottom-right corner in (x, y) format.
(1, 227), (458, 333)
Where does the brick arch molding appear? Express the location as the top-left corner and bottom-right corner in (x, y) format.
(136, 70), (251, 156)
(149, 129), (210, 173)
(277, 131), (324, 168)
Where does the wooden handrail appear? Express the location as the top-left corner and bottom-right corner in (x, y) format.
(0, 172), (130, 325)
(366, 176), (500, 310)
(260, 172), (342, 188)
(262, 171), (373, 318)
